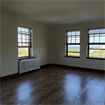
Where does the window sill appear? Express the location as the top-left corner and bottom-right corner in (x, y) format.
(18, 57), (34, 61)
(65, 56), (80, 58)
(86, 57), (105, 60)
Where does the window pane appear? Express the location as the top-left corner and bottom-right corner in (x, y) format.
(95, 29), (100, 33)
(26, 35), (29, 40)
(67, 32), (72, 36)
(68, 45), (80, 52)
(72, 31), (75, 35)
(72, 36), (75, 43)
(100, 34), (105, 43)
(18, 39), (21, 42)
(27, 43), (29, 46)
(23, 39), (25, 42)
(18, 43), (22, 46)
(100, 29), (105, 33)
(89, 50), (105, 58)
(76, 31), (80, 35)
(22, 43), (27, 46)
(22, 28), (25, 33)
(67, 31), (80, 36)
(27, 43), (30, 46)
(18, 34), (21, 38)
(22, 35), (25, 40)
(76, 40), (80, 43)
(89, 30), (95, 34)
(26, 40), (29, 42)
(89, 29), (105, 34)
(94, 37), (99, 43)
(89, 45), (105, 49)
(18, 27), (21, 32)
(89, 29), (104, 34)
(100, 37), (105, 43)
(67, 37), (71, 43)
(100, 34), (105, 37)
(89, 36), (94, 43)
(66, 30), (80, 43)
(28, 36), (30, 40)
(26, 28), (30, 34)
(68, 52), (80, 56)
(18, 48), (29, 57)
(76, 36), (80, 43)
(72, 39), (75, 43)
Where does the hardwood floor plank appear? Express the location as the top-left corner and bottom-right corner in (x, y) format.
(0, 66), (105, 105)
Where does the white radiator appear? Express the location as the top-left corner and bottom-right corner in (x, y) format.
(19, 58), (41, 75)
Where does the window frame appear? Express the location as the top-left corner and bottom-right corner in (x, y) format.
(87, 27), (105, 60)
(18, 26), (32, 59)
(65, 30), (81, 58)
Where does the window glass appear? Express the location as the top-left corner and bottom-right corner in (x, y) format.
(66, 30), (80, 57)
(18, 27), (32, 58)
(18, 48), (29, 57)
(88, 28), (105, 59)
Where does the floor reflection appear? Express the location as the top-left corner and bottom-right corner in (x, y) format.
(64, 73), (105, 105)
(64, 73), (81, 103)
(16, 81), (32, 101)
(84, 79), (104, 105)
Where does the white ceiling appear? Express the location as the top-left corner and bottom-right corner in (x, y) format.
(1, 0), (105, 24)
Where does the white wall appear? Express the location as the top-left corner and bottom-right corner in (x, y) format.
(52, 20), (105, 70)
(49, 26), (53, 64)
(1, 14), (50, 77)
(1, 15), (18, 77)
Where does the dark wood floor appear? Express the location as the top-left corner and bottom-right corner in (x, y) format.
(0, 66), (105, 105)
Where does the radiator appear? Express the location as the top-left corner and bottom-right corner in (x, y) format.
(19, 58), (41, 75)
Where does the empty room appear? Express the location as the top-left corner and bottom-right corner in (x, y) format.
(0, 0), (105, 105)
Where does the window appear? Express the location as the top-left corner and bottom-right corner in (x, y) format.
(18, 26), (32, 58)
(65, 30), (80, 57)
(87, 28), (105, 59)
